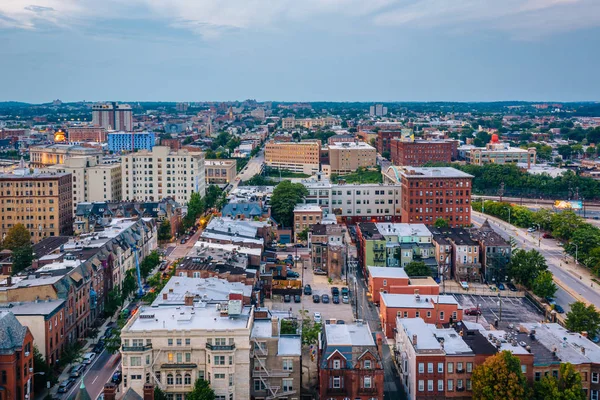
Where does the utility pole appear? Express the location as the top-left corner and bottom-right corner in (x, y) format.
(498, 293), (502, 322)
(498, 182), (505, 203)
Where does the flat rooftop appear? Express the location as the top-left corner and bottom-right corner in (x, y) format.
(521, 323), (600, 364)
(367, 266), (408, 279)
(399, 166), (473, 179)
(375, 223), (431, 238)
(325, 323), (375, 346)
(153, 276), (253, 307)
(293, 204), (323, 212)
(397, 318), (443, 352)
(381, 293), (459, 308)
(0, 299), (65, 316)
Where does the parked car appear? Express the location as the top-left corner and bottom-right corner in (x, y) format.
(460, 281), (469, 290)
(304, 285), (312, 295)
(507, 283), (517, 292)
(284, 295), (291, 303)
(332, 295), (340, 304)
(314, 269), (327, 275)
(92, 339), (105, 354)
(546, 297), (557, 306)
(527, 227), (537, 232)
(69, 364), (86, 378)
(336, 320), (345, 324)
(314, 312), (322, 323)
(341, 287), (349, 296)
(312, 294), (320, 303)
(554, 304), (565, 314)
(542, 233), (554, 239)
(82, 352), (96, 365)
(331, 287), (340, 296)
(286, 271), (300, 278)
(464, 308), (482, 316)
(111, 370), (123, 385)
(496, 283), (506, 291)
(342, 295), (349, 304)
(294, 255), (301, 261)
(294, 295), (301, 303)
(180, 238), (187, 244)
(321, 294), (330, 304)
(57, 378), (76, 393)
(103, 327), (113, 339)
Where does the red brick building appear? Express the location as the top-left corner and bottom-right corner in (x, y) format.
(0, 311), (35, 400)
(383, 166), (473, 227)
(67, 126), (107, 143)
(367, 266), (439, 305)
(376, 130), (402, 154)
(390, 139), (457, 166)
(319, 323), (384, 400)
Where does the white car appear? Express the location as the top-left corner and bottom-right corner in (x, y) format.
(314, 312), (322, 323)
(82, 352), (96, 365)
(527, 227), (536, 232)
(460, 281), (469, 290)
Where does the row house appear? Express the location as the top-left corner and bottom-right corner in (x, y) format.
(309, 223), (346, 279)
(428, 227), (482, 283)
(0, 311), (35, 400)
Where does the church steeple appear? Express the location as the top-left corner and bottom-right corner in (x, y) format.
(73, 379), (92, 400)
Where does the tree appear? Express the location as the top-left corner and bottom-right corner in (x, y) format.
(565, 301), (600, 337)
(33, 347), (57, 392)
(471, 351), (529, 400)
(297, 227), (309, 242)
(154, 387), (168, 400)
(187, 379), (215, 400)
(433, 218), (449, 228)
(270, 181), (308, 227)
(404, 261), (431, 277)
(534, 363), (585, 400)
(2, 223), (31, 250)
(550, 211), (583, 241)
(299, 309), (322, 346)
(183, 191), (206, 229)
(11, 244), (34, 275)
(532, 270), (557, 299)
(158, 220), (172, 241)
(508, 249), (548, 289)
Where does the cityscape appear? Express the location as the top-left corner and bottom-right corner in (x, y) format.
(1, 2), (600, 400)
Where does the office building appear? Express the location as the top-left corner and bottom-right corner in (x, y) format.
(0, 170), (73, 243)
(0, 311), (35, 400)
(326, 142), (377, 175)
(390, 138), (457, 166)
(92, 102), (133, 131)
(29, 144), (103, 167)
(265, 141), (320, 175)
(67, 126), (107, 143)
(121, 146), (206, 204)
(107, 131), (156, 152)
(383, 166), (473, 227)
(458, 135), (536, 167)
(205, 159), (237, 186)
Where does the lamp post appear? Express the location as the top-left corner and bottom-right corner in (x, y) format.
(575, 243), (579, 265)
(26, 371), (45, 399)
(507, 207), (511, 226)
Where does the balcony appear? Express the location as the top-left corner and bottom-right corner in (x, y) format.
(206, 343), (236, 351)
(252, 369), (292, 378)
(121, 344), (153, 352)
(456, 369), (465, 373)
(161, 363), (198, 369)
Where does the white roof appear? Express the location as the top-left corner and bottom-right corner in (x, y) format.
(325, 323), (374, 346)
(206, 217), (258, 237)
(36, 259), (82, 272)
(193, 241), (262, 257)
(430, 327), (472, 355)
(328, 142), (375, 150)
(293, 204), (322, 212)
(381, 293), (460, 309)
(200, 231), (263, 245)
(278, 336), (302, 356)
(397, 318), (443, 351)
(153, 276), (252, 306)
(367, 266), (408, 279)
(375, 223), (431, 238)
(522, 323), (600, 364)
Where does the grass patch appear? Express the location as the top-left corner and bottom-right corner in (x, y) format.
(331, 167), (382, 184)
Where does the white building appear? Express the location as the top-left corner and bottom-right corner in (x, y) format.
(121, 146), (206, 204)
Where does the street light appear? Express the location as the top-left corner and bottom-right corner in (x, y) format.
(574, 243), (579, 265)
(26, 371), (45, 399)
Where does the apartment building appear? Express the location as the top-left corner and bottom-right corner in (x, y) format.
(264, 141), (321, 174)
(120, 293), (253, 400)
(29, 144), (103, 167)
(0, 170), (73, 243)
(281, 116), (340, 130)
(318, 322), (384, 400)
(469, 220), (511, 283)
(67, 126), (107, 143)
(429, 227), (483, 283)
(390, 138), (457, 166)
(205, 159), (237, 186)
(326, 142), (377, 175)
(301, 176), (402, 224)
(92, 102), (133, 131)
(250, 310), (302, 400)
(122, 146), (206, 205)
(309, 223), (346, 278)
(47, 156), (122, 214)
(383, 166), (473, 227)
(458, 135), (536, 167)
(107, 131), (156, 152)
(0, 311), (35, 400)
(376, 130), (402, 154)
(367, 266), (439, 305)
(293, 204), (322, 240)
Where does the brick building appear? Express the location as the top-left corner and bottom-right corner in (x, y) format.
(367, 266), (439, 305)
(390, 139), (457, 166)
(376, 130), (402, 154)
(293, 204), (323, 241)
(67, 126), (107, 143)
(0, 311), (34, 400)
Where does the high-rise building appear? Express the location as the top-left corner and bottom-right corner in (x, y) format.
(265, 141), (321, 174)
(0, 169), (73, 242)
(326, 141), (377, 175)
(369, 104), (388, 116)
(92, 102), (133, 131)
(121, 146), (206, 204)
(107, 131), (155, 152)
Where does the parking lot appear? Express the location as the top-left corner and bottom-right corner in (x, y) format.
(268, 258), (355, 324)
(453, 293), (545, 329)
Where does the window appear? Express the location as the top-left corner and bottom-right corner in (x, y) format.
(185, 338), (191, 346)
(185, 353), (191, 363)
(168, 339), (173, 346)
(535, 372), (541, 382)
(427, 380), (433, 391)
(214, 356), (226, 365)
(592, 390), (599, 400)
(364, 376), (372, 388)
(283, 359), (293, 371)
(333, 360), (341, 369)
(552, 370), (559, 378)
(167, 374), (173, 385)
(130, 356), (142, 366)
(418, 380), (424, 391)
(457, 362), (464, 372)
(282, 379), (293, 392)
(457, 379), (463, 389)
(254, 380), (266, 391)
(383, 279), (387, 287)
(214, 373), (225, 379)
(418, 363), (424, 373)
(521, 365), (527, 374)
(176, 339), (182, 346)
(428, 363), (433, 373)
(466, 362), (473, 373)
(333, 377), (341, 388)
(229, 374), (234, 387)
(438, 380), (444, 391)
(593, 372), (599, 383)
(427, 311), (431, 318)
(447, 362), (454, 373)
(176, 374), (182, 384)
(364, 360), (372, 369)
(438, 363), (444, 373)
(185, 374), (191, 385)
(440, 311), (445, 321)
(466, 379), (472, 390)
(447, 379), (453, 391)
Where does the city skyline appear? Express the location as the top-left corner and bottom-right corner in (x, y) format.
(1, 0), (599, 102)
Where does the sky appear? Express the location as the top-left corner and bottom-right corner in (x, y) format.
(1, 0), (599, 103)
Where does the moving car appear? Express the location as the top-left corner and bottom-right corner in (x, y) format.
(554, 304), (565, 314)
(527, 227), (537, 232)
(542, 233), (554, 239)
(284, 295), (291, 303)
(312, 294), (320, 303)
(294, 295), (301, 303)
(57, 378), (76, 394)
(82, 352), (96, 365)
(111, 370), (123, 385)
(304, 285), (312, 295)
(314, 269), (327, 275)
(464, 308), (482, 316)
(321, 294), (330, 304)
(314, 312), (322, 323)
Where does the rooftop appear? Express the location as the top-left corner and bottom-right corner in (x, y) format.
(328, 142), (375, 150)
(367, 266), (408, 279)
(325, 323), (375, 346)
(293, 204), (323, 213)
(0, 299), (65, 316)
(0, 311), (28, 354)
(375, 223), (432, 238)
(153, 276), (253, 307)
(397, 318), (444, 352)
(521, 323), (600, 364)
(381, 293), (459, 309)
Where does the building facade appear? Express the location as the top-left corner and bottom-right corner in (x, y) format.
(0, 311), (35, 400)
(29, 144), (103, 167)
(327, 142), (377, 175)
(122, 146), (206, 205)
(107, 131), (156, 153)
(205, 159), (237, 186)
(390, 139), (457, 167)
(67, 126), (107, 143)
(293, 204), (323, 240)
(92, 102), (133, 131)
(0, 171), (73, 243)
(458, 135), (536, 167)
(265, 141), (321, 174)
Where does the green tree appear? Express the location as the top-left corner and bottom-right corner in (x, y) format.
(2, 223), (31, 250)
(433, 218), (449, 228)
(550, 211), (583, 241)
(534, 362), (585, 400)
(188, 379), (216, 400)
(183, 191), (206, 229)
(158, 220), (172, 241)
(508, 249), (548, 289)
(565, 301), (600, 337)
(11, 244), (34, 275)
(33, 346), (57, 392)
(299, 310), (322, 346)
(532, 270), (557, 299)
(154, 387), (168, 400)
(104, 287), (122, 318)
(471, 351), (529, 400)
(297, 227), (309, 242)
(404, 261), (431, 277)
(270, 181), (308, 227)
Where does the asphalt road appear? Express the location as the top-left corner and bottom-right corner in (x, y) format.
(60, 349), (121, 400)
(471, 212), (597, 313)
(230, 150), (265, 191)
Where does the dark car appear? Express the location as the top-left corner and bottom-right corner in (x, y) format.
(180, 238), (187, 244)
(111, 370), (123, 385)
(507, 283), (517, 292)
(554, 304), (565, 314)
(341, 287), (349, 296)
(284, 294), (291, 303)
(312, 294), (320, 303)
(542, 233), (554, 239)
(321, 294), (330, 304)
(332, 295), (340, 304)
(336, 320), (345, 324)
(57, 378), (76, 394)
(331, 287), (340, 296)
(294, 295), (301, 303)
(103, 327), (113, 339)
(496, 283), (506, 291)
(304, 285), (312, 295)
(464, 308), (482, 316)
(93, 339), (105, 354)
(286, 271), (300, 278)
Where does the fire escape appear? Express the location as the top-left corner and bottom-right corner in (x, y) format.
(251, 338), (296, 399)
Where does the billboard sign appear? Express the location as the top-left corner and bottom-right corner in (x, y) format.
(554, 200), (583, 210)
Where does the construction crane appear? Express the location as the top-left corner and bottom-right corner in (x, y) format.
(133, 246), (145, 298)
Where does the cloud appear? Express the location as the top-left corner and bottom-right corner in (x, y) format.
(0, 0), (599, 38)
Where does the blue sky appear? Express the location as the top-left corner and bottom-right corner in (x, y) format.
(1, 0), (599, 103)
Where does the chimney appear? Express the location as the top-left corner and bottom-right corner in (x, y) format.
(412, 334), (418, 346)
(163, 293), (168, 300)
(184, 295), (194, 306)
(143, 383), (155, 400)
(6, 276), (11, 286)
(103, 383), (117, 400)
(272, 316), (279, 337)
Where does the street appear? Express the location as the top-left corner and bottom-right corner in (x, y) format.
(60, 349), (121, 400)
(230, 150), (265, 191)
